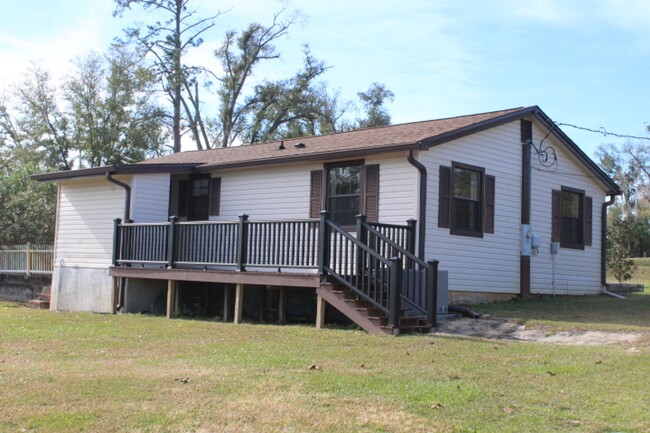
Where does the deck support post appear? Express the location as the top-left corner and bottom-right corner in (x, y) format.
(166, 280), (177, 319)
(278, 287), (286, 325)
(316, 293), (326, 329)
(234, 283), (244, 324)
(223, 285), (231, 322)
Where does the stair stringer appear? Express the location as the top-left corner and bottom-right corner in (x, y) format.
(317, 284), (394, 336)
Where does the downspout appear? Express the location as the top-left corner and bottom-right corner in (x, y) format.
(601, 194), (624, 299)
(407, 149), (427, 260)
(105, 172), (131, 222)
(105, 172), (131, 311)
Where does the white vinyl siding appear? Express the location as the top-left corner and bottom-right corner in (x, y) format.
(421, 120), (607, 295)
(213, 153), (418, 224)
(421, 122), (522, 294)
(529, 124), (603, 294)
(131, 174), (170, 223)
(55, 177), (129, 268)
(367, 154), (419, 224)
(215, 163), (317, 220)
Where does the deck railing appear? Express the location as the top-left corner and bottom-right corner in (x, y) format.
(113, 216), (320, 270)
(113, 213), (436, 327)
(0, 244), (54, 276)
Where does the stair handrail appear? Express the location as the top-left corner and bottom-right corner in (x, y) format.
(363, 223), (426, 269)
(362, 220), (439, 326)
(319, 211), (402, 327)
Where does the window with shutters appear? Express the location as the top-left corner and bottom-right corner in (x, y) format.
(438, 162), (495, 237)
(175, 174), (221, 221)
(326, 162), (362, 226)
(552, 187), (591, 249)
(311, 161), (379, 226)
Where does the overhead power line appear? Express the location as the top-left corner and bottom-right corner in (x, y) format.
(555, 122), (650, 141)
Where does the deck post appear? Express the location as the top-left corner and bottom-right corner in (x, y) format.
(406, 218), (417, 266)
(166, 280), (177, 319)
(388, 257), (402, 328)
(278, 287), (286, 325)
(426, 260), (439, 327)
(234, 283), (244, 324)
(236, 214), (249, 272)
(167, 216), (178, 269)
(318, 211), (331, 274)
(316, 293), (326, 329)
(223, 285), (231, 322)
(355, 215), (368, 280)
(112, 218), (122, 266)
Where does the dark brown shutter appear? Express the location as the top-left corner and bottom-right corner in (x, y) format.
(438, 166), (451, 228)
(551, 189), (561, 242)
(178, 179), (188, 218)
(209, 177), (221, 217)
(484, 174), (495, 234)
(584, 196), (593, 246)
(364, 164), (380, 223)
(309, 170), (323, 219)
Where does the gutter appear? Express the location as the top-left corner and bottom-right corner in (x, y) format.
(600, 194), (624, 298)
(407, 149), (427, 259)
(105, 171), (131, 313)
(105, 172), (131, 222)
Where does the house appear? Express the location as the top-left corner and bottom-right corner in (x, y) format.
(33, 106), (620, 334)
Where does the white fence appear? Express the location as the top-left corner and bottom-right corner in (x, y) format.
(0, 245), (54, 276)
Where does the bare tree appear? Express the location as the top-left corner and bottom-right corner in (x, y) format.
(114, 0), (223, 152)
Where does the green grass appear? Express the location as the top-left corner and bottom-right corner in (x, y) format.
(0, 300), (649, 433)
(475, 257), (650, 333)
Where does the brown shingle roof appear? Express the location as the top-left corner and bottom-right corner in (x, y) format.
(139, 107), (528, 169)
(32, 105), (620, 194)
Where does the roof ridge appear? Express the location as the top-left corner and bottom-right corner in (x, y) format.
(147, 106), (531, 159)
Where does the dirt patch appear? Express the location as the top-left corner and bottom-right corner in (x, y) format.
(436, 317), (643, 346)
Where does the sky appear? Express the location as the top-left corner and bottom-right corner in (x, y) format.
(1, 0), (649, 159)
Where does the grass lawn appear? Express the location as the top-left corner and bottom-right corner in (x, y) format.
(0, 297), (648, 433)
(475, 258), (650, 334)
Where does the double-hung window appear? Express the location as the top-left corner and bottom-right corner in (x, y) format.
(452, 164), (483, 235)
(309, 161), (379, 226)
(326, 163), (362, 227)
(552, 187), (592, 249)
(438, 162), (495, 237)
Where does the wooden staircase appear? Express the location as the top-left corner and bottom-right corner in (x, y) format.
(26, 286), (51, 310)
(318, 282), (432, 336)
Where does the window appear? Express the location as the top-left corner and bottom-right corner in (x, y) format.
(327, 163), (362, 226)
(310, 162), (379, 225)
(452, 165), (482, 234)
(438, 162), (495, 237)
(175, 174), (221, 221)
(188, 175), (210, 221)
(552, 187), (592, 249)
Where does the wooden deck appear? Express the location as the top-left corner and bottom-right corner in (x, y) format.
(111, 213), (438, 334)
